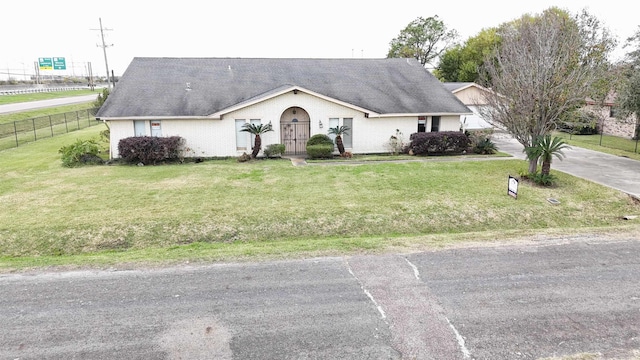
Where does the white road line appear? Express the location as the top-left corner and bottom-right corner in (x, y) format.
(405, 257), (471, 358)
(347, 262), (387, 320)
(403, 257), (420, 280)
(446, 317), (471, 359)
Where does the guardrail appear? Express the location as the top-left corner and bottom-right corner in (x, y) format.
(0, 86), (90, 96)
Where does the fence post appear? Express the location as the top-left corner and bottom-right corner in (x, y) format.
(64, 113), (68, 133)
(76, 112), (80, 130)
(599, 122), (604, 146)
(32, 118), (37, 141)
(49, 115), (54, 137)
(13, 121), (18, 147)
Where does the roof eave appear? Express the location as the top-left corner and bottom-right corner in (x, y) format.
(210, 85), (379, 118)
(97, 115), (221, 121)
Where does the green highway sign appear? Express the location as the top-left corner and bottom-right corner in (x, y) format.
(53, 57), (66, 70)
(38, 57), (53, 70)
(38, 57), (66, 70)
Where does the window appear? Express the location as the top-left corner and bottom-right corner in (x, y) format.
(150, 121), (162, 137)
(250, 119), (261, 149)
(236, 119), (247, 150)
(328, 118), (339, 143)
(134, 120), (146, 136)
(431, 116), (440, 132)
(609, 106), (617, 118)
(343, 118), (353, 148)
(417, 116), (426, 132)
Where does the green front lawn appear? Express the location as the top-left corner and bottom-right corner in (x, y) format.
(1, 126), (638, 271)
(554, 132), (640, 161)
(0, 89), (97, 105)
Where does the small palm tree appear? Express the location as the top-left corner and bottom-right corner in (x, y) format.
(327, 125), (350, 155)
(241, 122), (274, 158)
(525, 134), (571, 176)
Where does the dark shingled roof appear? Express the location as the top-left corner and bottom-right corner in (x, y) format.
(97, 57), (471, 118)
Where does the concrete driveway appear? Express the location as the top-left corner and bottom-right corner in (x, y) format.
(492, 132), (640, 198)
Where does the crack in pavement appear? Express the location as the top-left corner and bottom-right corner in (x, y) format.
(346, 254), (470, 360)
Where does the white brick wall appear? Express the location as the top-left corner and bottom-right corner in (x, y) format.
(107, 90), (464, 158)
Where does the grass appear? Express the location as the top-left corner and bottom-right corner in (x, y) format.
(0, 103), (98, 125)
(554, 132), (640, 161)
(0, 89), (97, 105)
(1, 125), (639, 271)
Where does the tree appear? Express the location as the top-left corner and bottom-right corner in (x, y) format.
(479, 7), (616, 174)
(525, 135), (570, 176)
(240, 122), (273, 158)
(327, 125), (350, 155)
(617, 27), (640, 140)
(435, 27), (501, 82)
(93, 87), (110, 109)
(387, 16), (458, 68)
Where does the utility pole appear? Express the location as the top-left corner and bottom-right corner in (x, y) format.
(91, 18), (113, 89)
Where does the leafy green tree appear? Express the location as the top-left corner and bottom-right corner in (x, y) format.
(479, 7), (615, 174)
(93, 87), (110, 109)
(387, 16), (458, 68)
(435, 28), (501, 82)
(617, 27), (640, 139)
(241, 122), (274, 158)
(327, 125), (350, 155)
(525, 135), (570, 176)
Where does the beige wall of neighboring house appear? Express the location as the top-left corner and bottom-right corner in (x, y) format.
(448, 83), (494, 130)
(584, 101), (637, 139)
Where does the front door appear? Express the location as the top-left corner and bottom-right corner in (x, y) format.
(280, 107), (310, 155)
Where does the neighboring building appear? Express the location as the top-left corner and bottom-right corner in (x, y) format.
(585, 95), (637, 139)
(97, 58), (472, 158)
(443, 82), (494, 131)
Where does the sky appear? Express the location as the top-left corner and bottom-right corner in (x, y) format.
(1, 0), (638, 81)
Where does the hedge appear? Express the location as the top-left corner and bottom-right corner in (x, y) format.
(407, 131), (470, 156)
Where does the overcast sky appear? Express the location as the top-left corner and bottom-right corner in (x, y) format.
(2, 0), (637, 80)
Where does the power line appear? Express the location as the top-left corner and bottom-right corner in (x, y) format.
(91, 18), (113, 89)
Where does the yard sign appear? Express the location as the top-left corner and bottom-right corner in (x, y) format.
(508, 175), (518, 199)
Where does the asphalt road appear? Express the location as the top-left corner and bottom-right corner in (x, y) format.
(1, 235), (639, 359)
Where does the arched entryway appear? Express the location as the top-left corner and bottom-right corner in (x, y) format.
(280, 107), (310, 155)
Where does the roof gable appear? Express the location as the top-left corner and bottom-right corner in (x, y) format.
(97, 58), (471, 118)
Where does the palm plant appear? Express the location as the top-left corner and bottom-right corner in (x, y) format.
(241, 122), (274, 158)
(524, 134), (571, 176)
(327, 125), (350, 155)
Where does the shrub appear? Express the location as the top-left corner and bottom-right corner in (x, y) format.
(306, 144), (334, 159)
(237, 152), (251, 162)
(264, 144), (286, 158)
(385, 129), (405, 155)
(306, 134), (334, 147)
(473, 137), (497, 154)
(59, 138), (103, 167)
(118, 136), (185, 165)
(407, 131), (470, 156)
(530, 172), (557, 186)
(557, 109), (599, 135)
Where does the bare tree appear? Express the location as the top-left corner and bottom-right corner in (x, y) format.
(479, 8), (616, 173)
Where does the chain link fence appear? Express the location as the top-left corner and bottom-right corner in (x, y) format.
(0, 108), (101, 151)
